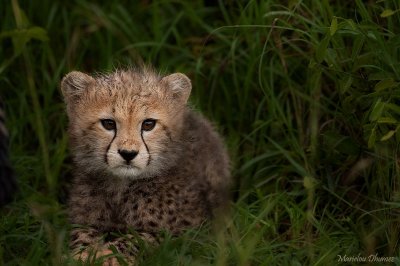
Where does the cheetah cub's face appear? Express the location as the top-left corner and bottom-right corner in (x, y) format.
(61, 69), (191, 179)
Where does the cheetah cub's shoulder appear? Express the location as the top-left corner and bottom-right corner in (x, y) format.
(61, 67), (230, 263)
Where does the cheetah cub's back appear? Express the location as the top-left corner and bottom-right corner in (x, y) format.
(61, 67), (230, 263)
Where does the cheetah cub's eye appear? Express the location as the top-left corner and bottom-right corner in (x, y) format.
(141, 119), (156, 131)
(101, 119), (116, 131)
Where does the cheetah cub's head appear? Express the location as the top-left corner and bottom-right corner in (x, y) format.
(61, 68), (191, 180)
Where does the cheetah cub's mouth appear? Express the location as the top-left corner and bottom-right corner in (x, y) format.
(112, 164), (142, 177)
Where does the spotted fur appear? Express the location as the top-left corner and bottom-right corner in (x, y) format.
(0, 98), (16, 206)
(61, 67), (231, 264)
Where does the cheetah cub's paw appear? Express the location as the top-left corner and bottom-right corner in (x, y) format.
(73, 247), (125, 266)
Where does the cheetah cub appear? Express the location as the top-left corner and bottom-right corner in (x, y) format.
(61, 67), (230, 264)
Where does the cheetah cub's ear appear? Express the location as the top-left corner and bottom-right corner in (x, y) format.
(161, 73), (192, 104)
(61, 71), (95, 103)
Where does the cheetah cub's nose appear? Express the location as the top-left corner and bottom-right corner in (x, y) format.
(118, 149), (138, 162)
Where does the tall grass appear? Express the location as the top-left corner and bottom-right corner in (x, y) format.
(0, 0), (399, 265)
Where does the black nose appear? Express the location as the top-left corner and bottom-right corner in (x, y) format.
(118, 149), (138, 162)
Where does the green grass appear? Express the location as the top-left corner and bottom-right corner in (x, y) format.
(1, 0), (400, 265)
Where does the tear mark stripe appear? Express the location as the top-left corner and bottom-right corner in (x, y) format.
(105, 127), (117, 164)
(141, 131), (151, 166)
